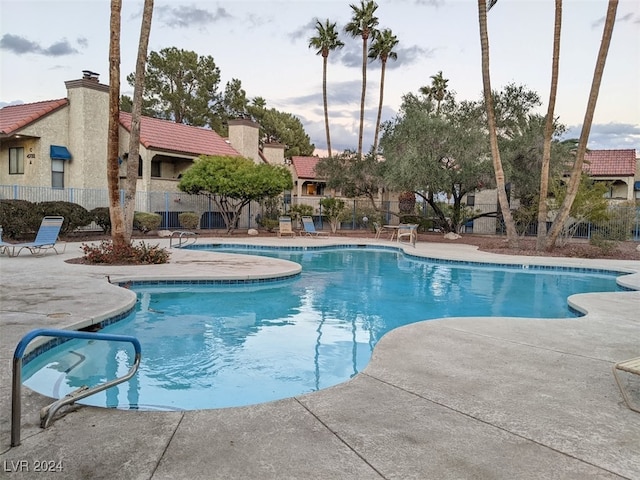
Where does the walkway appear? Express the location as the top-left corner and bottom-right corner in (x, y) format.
(1, 236), (639, 479)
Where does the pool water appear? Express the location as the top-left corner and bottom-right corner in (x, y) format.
(23, 247), (623, 410)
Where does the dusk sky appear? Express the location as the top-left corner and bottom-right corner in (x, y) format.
(1, 0), (638, 155)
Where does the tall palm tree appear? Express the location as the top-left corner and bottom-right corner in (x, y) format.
(545, 0), (618, 250)
(124, 0), (154, 242)
(344, 0), (379, 158)
(368, 28), (398, 155)
(107, 0), (126, 248)
(309, 19), (344, 158)
(477, 0), (519, 247)
(419, 71), (449, 115)
(535, 0), (562, 251)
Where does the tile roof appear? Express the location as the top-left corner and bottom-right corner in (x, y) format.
(291, 156), (322, 179)
(119, 112), (240, 157)
(583, 149), (637, 176)
(0, 99), (68, 135)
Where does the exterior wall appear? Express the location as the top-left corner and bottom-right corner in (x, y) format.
(470, 188), (498, 234)
(65, 79), (110, 189)
(227, 119), (259, 163)
(0, 107), (69, 188)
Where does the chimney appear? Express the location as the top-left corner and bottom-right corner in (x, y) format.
(82, 70), (100, 82)
(228, 119), (260, 164)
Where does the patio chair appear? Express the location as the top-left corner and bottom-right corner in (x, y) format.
(301, 216), (329, 237)
(373, 222), (388, 240)
(277, 216), (296, 237)
(397, 224), (418, 247)
(2, 216), (66, 257)
(613, 356), (640, 413)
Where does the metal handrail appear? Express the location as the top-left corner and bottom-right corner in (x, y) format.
(11, 328), (142, 447)
(169, 230), (197, 248)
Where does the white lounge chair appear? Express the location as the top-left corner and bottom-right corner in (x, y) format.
(277, 216), (296, 237)
(613, 357), (640, 413)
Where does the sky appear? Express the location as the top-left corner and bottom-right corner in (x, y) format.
(1, 0), (639, 156)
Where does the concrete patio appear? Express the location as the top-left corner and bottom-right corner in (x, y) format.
(1, 236), (639, 479)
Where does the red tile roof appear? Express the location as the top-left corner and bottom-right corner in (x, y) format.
(583, 149), (636, 176)
(0, 99), (68, 135)
(119, 112), (240, 157)
(291, 156), (322, 179)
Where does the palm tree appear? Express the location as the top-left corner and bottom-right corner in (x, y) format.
(368, 28), (398, 155)
(535, 0), (562, 251)
(107, 0), (126, 248)
(419, 71), (449, 115)
(344, 0), (379, 158)
(251, 96), (267, 108)
(477, 0), (519, 247)
(124, 0), (154, 242)
(545, 0), (618, 250)
(309, 19), (344, 158)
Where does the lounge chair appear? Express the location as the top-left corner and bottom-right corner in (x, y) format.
(613, 357), (640, 413)
(301, 216), (328, 237)
(277, 216), (296, 237)
(1, 216), (65, 257)
(397, 224), (418, 247)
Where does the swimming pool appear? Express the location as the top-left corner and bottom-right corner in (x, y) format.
(23, 245), (625, 411)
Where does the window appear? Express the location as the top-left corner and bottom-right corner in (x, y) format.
(51, 159), (64, 188)
(467, 194), (475, 207)
(9, 147), (24, 174)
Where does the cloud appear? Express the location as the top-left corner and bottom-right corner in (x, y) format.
(289, 18), (319, 43)
(0, 34), (80, 56)
(156, 5), (231, 29)
(562, 122), (640, 150)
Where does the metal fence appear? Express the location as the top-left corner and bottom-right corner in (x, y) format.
(1, 184), (639, 241)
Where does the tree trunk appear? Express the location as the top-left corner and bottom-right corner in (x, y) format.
(373, 57), (386, 156)
(107, 0), (126, 249)
(124, 0), (154, 242)
(322, 53), (332, 157)
(536, 0), (562, 251)
(477, 0), (518, 247)
(357, 34), (367, 158)
(544, 0), (618, 251)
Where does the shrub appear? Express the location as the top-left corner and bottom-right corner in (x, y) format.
(178, 212), (200, 230)
(589, 232), (618, 256)
(90, 207), (111, 233)
(37, 201), (92, 235)
(0, 199), (36, 239)
(133, 212), (162, 233)
(81, 240), (170, 264)
(260, 218), (279, 232)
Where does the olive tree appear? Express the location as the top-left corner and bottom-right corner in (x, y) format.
(178, 155), (293, 234)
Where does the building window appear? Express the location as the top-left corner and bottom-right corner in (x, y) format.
(9, 147), (24, 174)
(467, 194), (475, 207)
(306, 183), (316, 195)
(51, 159), (64, 189)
